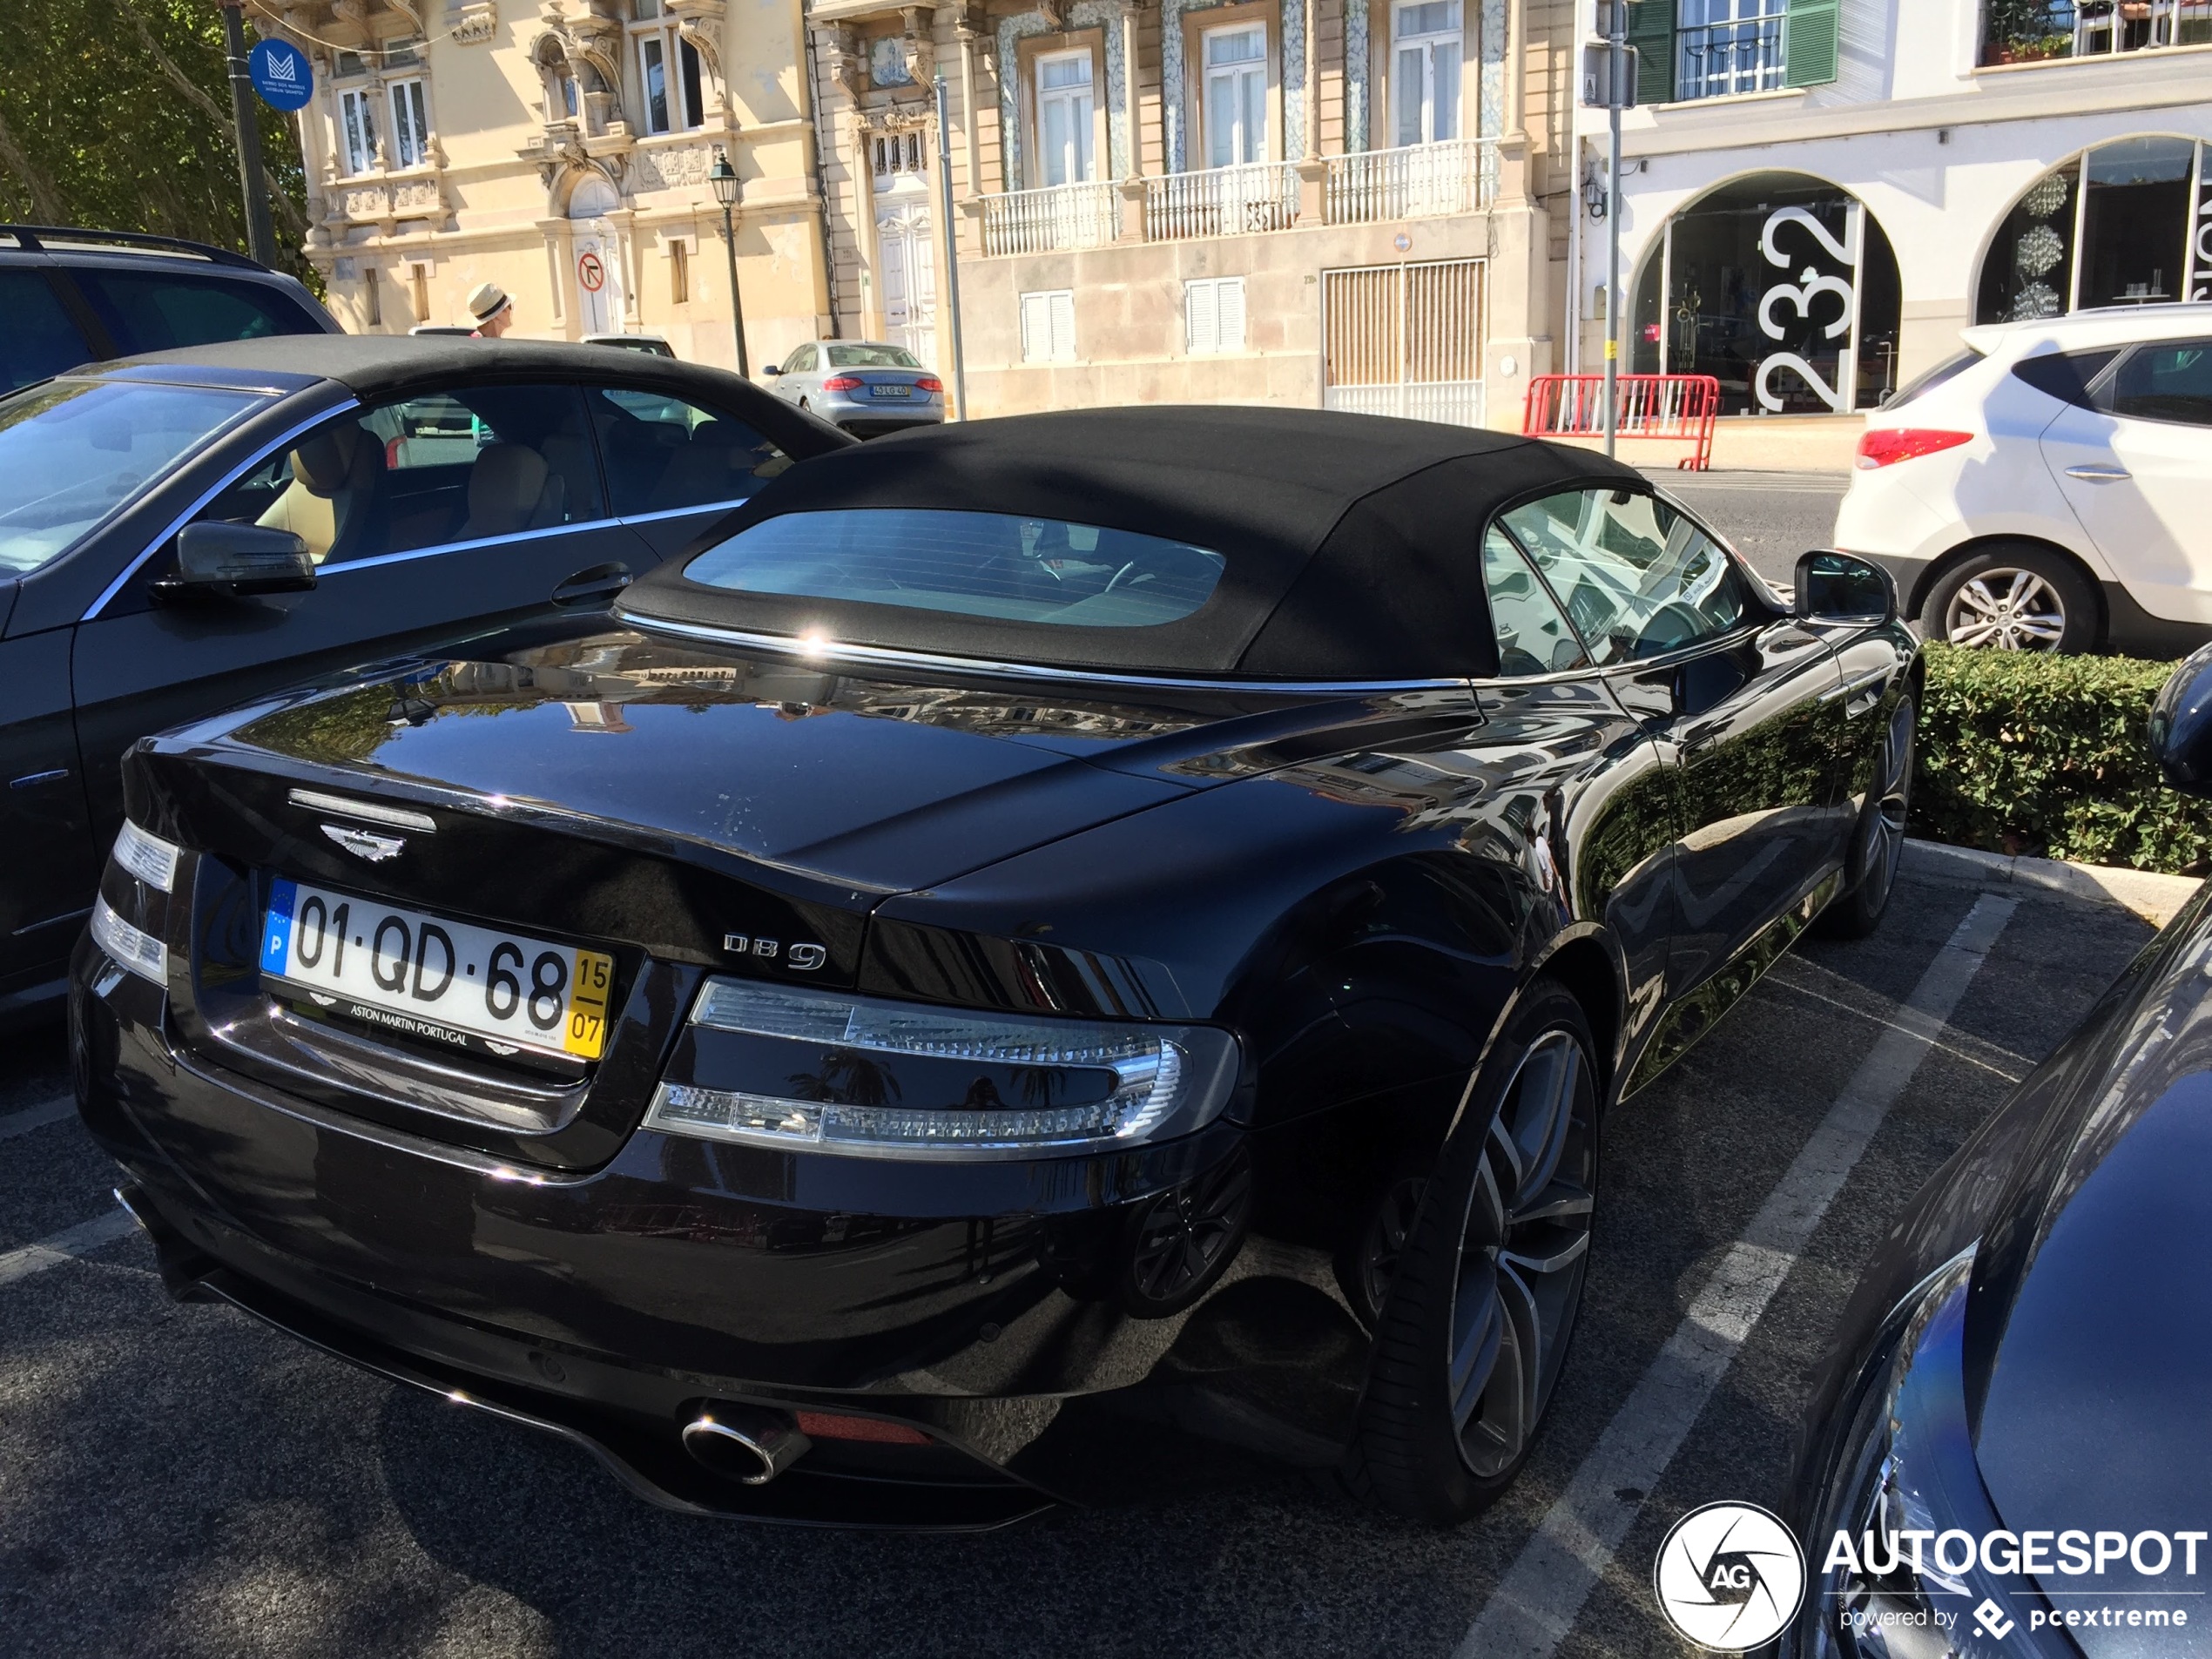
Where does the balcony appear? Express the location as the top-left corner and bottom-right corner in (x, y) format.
(1981, 0), (2212, 64)
(971, 138), (1498, 258)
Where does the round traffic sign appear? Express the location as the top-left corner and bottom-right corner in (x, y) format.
(577, 252), (606, 293)
(248, 38), (314, 113)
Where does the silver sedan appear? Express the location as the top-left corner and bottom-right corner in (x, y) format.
(764, 341), (944, 437)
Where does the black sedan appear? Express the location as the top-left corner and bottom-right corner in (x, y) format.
(1, 334), (848, 1020)
(1783, 648), (2212, 1656)
(72, 407), (1917, 1527)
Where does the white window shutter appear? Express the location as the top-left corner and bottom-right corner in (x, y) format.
(1185, 279), (1217, 354)
(1049, 290), (1076, 361)
(1021, 291), (1047, 362)
(1218, 278), (1246, 352)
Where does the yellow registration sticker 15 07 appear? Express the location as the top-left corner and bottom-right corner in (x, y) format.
(563, 948), (614, 1058)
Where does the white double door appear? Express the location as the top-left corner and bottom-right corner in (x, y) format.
(874, 179), (937, 368)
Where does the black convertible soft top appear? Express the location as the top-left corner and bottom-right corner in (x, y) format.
(623, 405), (1641, 681)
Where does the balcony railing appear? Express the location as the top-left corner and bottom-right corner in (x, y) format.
(1675, 10), (1787, 99)
(973, 140), (1496, 257)
(1981, 0), (2212, 64)
(1325, 138), (1493, 225)
(1144, 161), (1301, 241)
(980, 179), (1119, 258)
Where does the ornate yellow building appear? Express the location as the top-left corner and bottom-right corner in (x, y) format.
(259, 0), (1571, 428)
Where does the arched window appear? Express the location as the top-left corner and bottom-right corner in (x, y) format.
(1978, 136), (2209, 322)
(1630, 172), (1903, 415)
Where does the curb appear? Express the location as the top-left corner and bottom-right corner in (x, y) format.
(1901, 839), (2203, 927)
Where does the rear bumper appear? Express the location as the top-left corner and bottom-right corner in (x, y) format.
(71, 936), (1366, 1525)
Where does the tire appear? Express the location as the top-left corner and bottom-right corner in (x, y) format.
(1819, 693), (1915, 939)
(1919, 543), (2097, 653)
(1345, 979), (1599, 1525)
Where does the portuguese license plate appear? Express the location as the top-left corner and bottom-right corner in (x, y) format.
(260, 879), (614, 1061)
(871, 383), (912, 398)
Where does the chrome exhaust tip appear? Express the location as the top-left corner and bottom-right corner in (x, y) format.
(682, 1406), (812, 1485)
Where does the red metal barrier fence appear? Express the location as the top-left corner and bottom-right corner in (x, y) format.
(1521, 374), (1721, 470)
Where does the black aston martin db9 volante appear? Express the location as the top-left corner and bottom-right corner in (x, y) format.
(72, 408), (1917, 1527)
(1782, 646), (2212, 1656)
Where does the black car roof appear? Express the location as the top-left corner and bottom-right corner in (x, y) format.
(81, 334), (853, 455)
(626, 406), (1642, 682)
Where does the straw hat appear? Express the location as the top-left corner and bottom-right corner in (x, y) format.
(465, 281), (512, 326)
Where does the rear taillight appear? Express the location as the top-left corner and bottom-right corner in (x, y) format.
(1855, 428), (1973, 469)
(916, 377), (944, 393)
(794, 1411), (933, 1445)
(820, 374), (864, 391)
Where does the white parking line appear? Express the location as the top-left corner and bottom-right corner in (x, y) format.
(0, 1209), (142, 1289)
(0, 1096), (77, 1141)
(1455, 894), (2019, 1659)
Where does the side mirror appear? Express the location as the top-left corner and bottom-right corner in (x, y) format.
(2148, 642), (2212, 795)
(1793, 550), (1895, 625)
(762, 363), (782, 377)
(154, 523), (316, 602)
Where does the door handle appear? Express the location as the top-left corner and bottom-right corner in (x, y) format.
(2064, 464), (2132, 482)
(1821, 666), (1894, 716)
(550, 562), (632, 606)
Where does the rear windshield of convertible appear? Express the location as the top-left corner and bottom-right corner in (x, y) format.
(683, 509), (1228, 629)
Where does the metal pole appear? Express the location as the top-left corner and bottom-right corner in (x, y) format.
(1604, 3), (1623, 459)
(720, 201), (749, 378)
(934, 74), (969, 421)
(218, 0), (279, 267)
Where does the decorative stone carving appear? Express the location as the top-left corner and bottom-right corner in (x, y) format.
(900, 7), (935, 84)
(631, 141), (717, 191)
(820, 26), (868, 101)
(449, 3), (498, 45)
(1036, 0), (1071, 29)
(381, 0), (424, 30)
(665, 0), (728, 92)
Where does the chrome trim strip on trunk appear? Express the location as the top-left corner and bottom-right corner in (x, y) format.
(612, 613), (1473, 695)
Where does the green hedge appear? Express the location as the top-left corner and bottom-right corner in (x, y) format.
(1913, 643), (2212, 875)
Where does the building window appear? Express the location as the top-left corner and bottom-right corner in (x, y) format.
(1674, 0), (1787, 99)
(1979, 137), (2207, 320)
(1391, 1), (1460, 147)
(632, 0), (705, 134)
(1036, 50), (1097, 186)
(1184, 276), (1247, 354)
(1020, 289), (1076, 362)
(1201, 23), (1268, 167)
(1629, 0), (1837, 103)
(1981, 0), (2212, 65)
(388, 78), (431, 168)
(873, 130), (927, 179)
(408, 263), (429, 321)
(364, 266), (382, 327)
(338, 84), (379, 175)
(1629, 171), (1903, 415)
(670, 239), (690, 304)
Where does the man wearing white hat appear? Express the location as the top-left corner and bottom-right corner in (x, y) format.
(465, 282), (515, 337)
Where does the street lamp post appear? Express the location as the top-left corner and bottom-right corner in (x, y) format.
(709, 146), (749, 379)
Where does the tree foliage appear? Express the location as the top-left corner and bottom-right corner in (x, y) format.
(0, 0), (315, 285)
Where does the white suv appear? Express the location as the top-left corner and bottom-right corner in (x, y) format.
(1833, 307), (2212, 655)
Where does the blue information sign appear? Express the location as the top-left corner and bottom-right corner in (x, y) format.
(248, 38), (314, 112)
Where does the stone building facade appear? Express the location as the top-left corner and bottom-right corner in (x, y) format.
(261, 0), (835, 374)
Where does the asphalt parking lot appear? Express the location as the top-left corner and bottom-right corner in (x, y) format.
(0, 860), (2161, 1658)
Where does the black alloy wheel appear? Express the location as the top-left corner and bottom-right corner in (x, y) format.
(1820, 693), (1915, 940)
(1119, 1149), (1253, 1317)
(1921, 544), (2096, 653)
(1348, 979), (1599, 1523)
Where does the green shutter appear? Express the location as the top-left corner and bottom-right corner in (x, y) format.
(1784, 0), (1841, 86)
(1628, 1), (1676, 105)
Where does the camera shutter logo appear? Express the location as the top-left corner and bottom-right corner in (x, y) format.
(1653, 1501), (1806, 1651)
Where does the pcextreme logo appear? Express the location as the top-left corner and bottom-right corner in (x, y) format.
(1653, 1502), (1808, 1652)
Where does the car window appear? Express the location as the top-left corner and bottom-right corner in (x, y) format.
(68, 269), (323, 354)
(0, 378), (266, 576)
(1885, 348), (1981, 408)
(685, 509), (1228, 629)
(2010, 349), (2119, 409)
(174, 384), (604, 577)
(825, 344), (921, 369)
(1482, 527), (1586, 677)
(786, 345), (816, 374)
(2107, 340), (2212, 428)
(588, 388), (792, 516)
(1500, 489), (1748, 664)
(0, 271), (98, 392)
